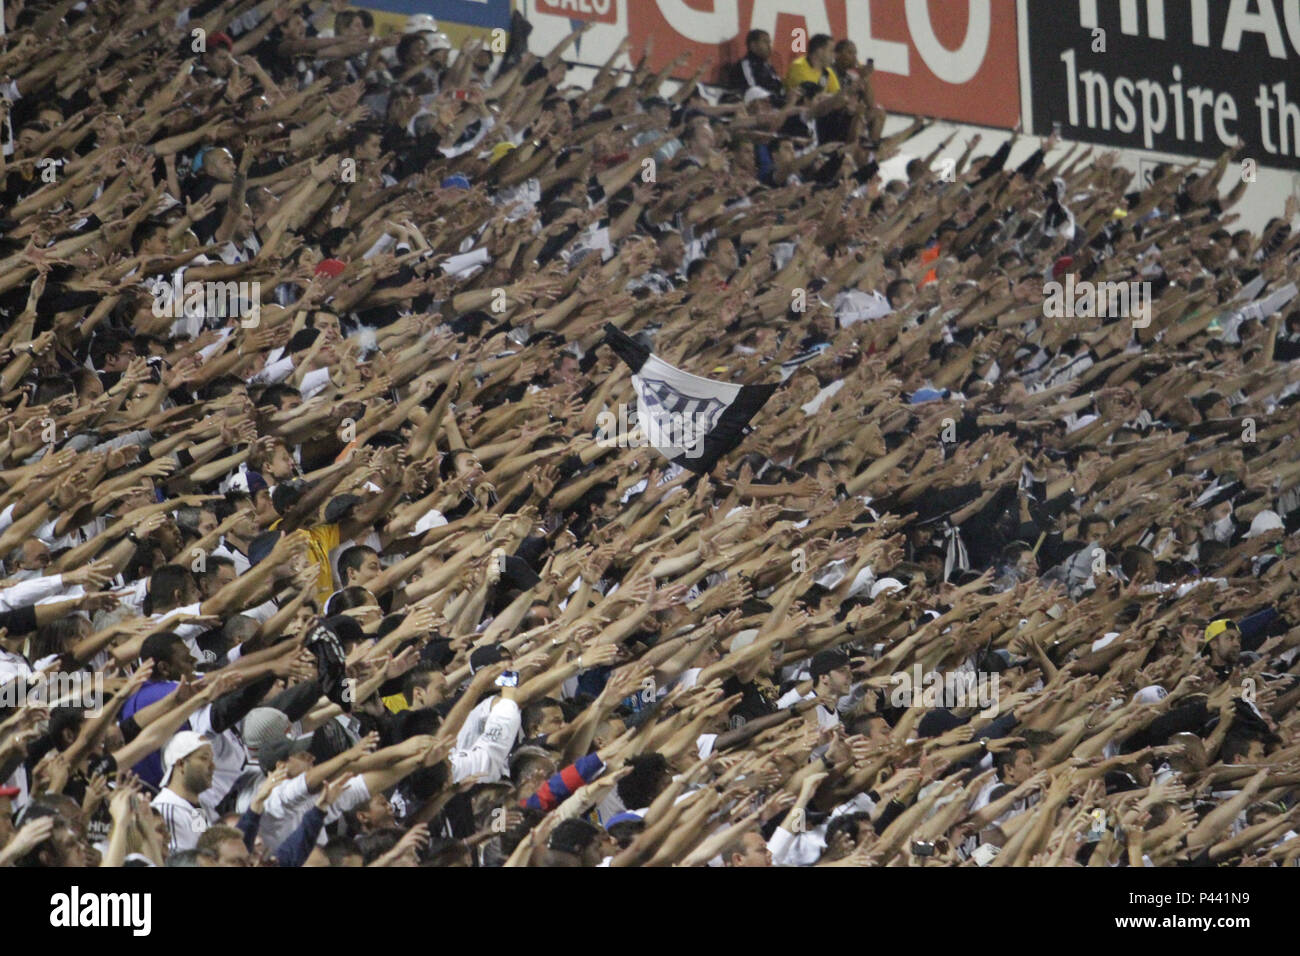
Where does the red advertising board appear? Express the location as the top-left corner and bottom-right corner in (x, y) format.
(534, 0), (618, 25)
(529, 1), (1020, 129)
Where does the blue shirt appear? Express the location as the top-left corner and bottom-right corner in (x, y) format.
(119, 680), (182, 788)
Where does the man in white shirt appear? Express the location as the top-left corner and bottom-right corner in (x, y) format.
(152, 731), (215, 854)
(259, 727), (441, 854)
(776, 650), (854, 729)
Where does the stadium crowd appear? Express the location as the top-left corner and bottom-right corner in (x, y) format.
(1, 0), (1300, 868)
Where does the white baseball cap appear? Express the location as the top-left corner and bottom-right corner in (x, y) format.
(1132, 685), (1168, 705)
(161, 731), (210, 786)
(1245, 509), (1283, 539)
(869, 577), (905, 600)
(404, 13), (438, 34)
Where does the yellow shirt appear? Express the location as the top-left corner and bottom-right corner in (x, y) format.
(784, 57), (840, 94)
(272, 522), (342, 606)
(308, 523), (341, 606)
(267, 521), (342, 607)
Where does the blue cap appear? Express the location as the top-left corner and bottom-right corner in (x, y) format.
(440, 174), (471, 190)
(605, 811), (644, 829)
(908, 388), (950, 404)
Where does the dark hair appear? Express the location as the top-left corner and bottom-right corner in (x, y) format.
(198, 375), (248, 403)
(148, 565), (193, 610)
(396, 32), (426, 64)
(501, 808), (546, 855)
(140, 631), (185, 667)
(1079, 514), (1111, 539)
(89, 330), (132, 368)
(10, 805), (73, 866)
(423, 837), (470, 866)
(397, 753), (448, 803)
(342, 121), (384, 154)
(1119, 546), (1152, 580)
(885, 277), (913, 306)
(1221, 729), (1263, 763)
(325, 586), (374, 616)
(548, 818), (600, 855)
(916, 544), (947, 563)
(1199, 539), (1230, 568)
(686, 258), (713, 280)
(825, 812), (870, 846)
(258, 384), (301, 411)
(510, 748), (556, 787)
(403, 666), (441, 705)
(617, 753), (669, 809)
(337, 545), (378, 587)
(197, 554), (235, 588)
(607, 817), (644, 849)
(999, 540), (1033, 563)
(993, 741), (1030, 778)
(438, 448), (476, 481)
(355, 828), (404, 864)
(808, 34), (833, 56)
(48, 706), (84, 745)
(323, 835), (362, 865)
(30, 616), (84, 665)
(522, 697), (564, 738)
(32, 376), (75, 406)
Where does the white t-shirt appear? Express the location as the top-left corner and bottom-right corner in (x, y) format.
(449, 698), (522, 783)
(261, 771), (371, 854)
(152, 787), (213, 853)
(190, 704), (253, 816)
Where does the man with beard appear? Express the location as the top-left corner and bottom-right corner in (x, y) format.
(152, 731), (215, 853)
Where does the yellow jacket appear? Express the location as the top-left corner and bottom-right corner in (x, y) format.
(784, 57), (840, 93)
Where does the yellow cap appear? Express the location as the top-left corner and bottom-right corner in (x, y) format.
(490, 142), (516, 164)
(1203, 619), (1235, 643)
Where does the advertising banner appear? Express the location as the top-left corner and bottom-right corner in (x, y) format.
(525, 0), (1020, 129)
(1025, 0), (1300, 171)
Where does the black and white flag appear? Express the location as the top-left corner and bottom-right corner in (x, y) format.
(602, 323), (777, 475)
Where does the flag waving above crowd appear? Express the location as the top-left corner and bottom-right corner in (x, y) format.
(602, 324), (777, 475)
